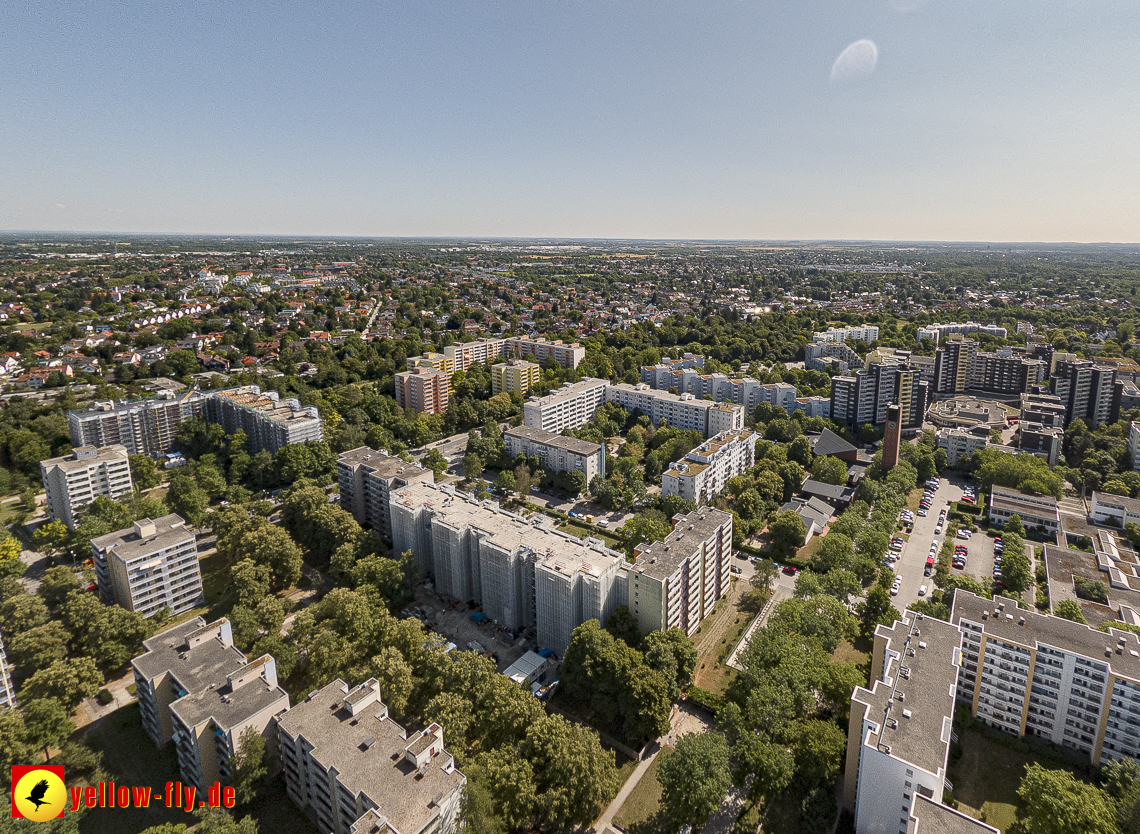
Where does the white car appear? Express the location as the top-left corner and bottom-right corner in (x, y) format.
(918, 584), (929, 596)
(957, 530), (972, 540)
(918, 509), (928, 517)
(935, 526), (943, 535)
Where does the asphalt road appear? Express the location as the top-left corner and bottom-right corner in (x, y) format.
(891, 474), (972, 611)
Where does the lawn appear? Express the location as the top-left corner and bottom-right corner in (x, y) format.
(948, 725), (1094, 832)
(831, 638), (870, 669)
(78, 702), (187, 834)
(560, 521), (624, 550)
(614, 748), (676, 834)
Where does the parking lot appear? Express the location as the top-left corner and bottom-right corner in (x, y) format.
(951, 524), (999, 588)
(891, 474), (969, 610)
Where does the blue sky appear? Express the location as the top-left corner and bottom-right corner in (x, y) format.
(3, 0), (1138, 241)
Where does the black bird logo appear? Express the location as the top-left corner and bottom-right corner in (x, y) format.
(25, 779), (51, 811)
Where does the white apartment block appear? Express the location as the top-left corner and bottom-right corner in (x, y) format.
(202, 385), (323, 453)
(41, 444), (133, 530)
(1091, 491), (1140, 528)
(604, 383), (744, 437)
(132, 618), (290, 791)
(805, 340), (862, 373)
(935, 426), (990, 467)
(627, 509), (733, 638)
(90, 515), (202, 618)
(952, 590), (1140, 765)
(662, 429), (759, 504)
(277, 678), (465, 834)
(639, 353), (704, 386)
(506, 336), (584, 369)
(638, 367), (800, 418)
(843, 611), (970, 834)
(917, 322), (1008, 345)
(337, 447), (433, 543)
(0, 631), (15, 710)
(987, 486), (1060, 535)
(813, 325), (881, 344)
(523, 378), (610, 433)
(390, 481), (626, 654)
(69, 392), (204, 458)
(504, 425), (604, 484)
(792, 396), (831, 419)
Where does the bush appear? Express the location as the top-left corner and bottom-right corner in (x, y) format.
(96, 689), (114, 705)
(127, 683), (137, 695)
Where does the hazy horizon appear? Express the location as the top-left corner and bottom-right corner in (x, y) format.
(5, 1), (1139, 242)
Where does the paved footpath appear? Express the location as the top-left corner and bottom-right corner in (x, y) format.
(727, 584), (791, 671)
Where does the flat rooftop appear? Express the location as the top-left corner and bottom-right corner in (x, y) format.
(170, 655), (287, 730)
(505, 425), (601, 456)
(90, 514), (195, 563)
(132, 617), (245, 691)
(909, 795), (998, 833)
(338, 446), (429, 480)
(277, 680), (464, 834)
(526, 377), (608, 406)
(631, 508), (732, 581)
(951, 589), (1140, 683)
(42, 444), (128, 472)
(393, 482), (622, 578)
(852, 610), (961, 777)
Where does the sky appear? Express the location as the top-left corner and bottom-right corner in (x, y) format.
(3, 0), (1139, 242)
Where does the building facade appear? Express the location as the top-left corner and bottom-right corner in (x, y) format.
(394, 368), (450, 415)
(971, 351), (1046, 396)
(132, 618), (289, 791)
(813, 325), (881, 343)
(1050, 359), (1118, 427)
(504, 425), (604, 485)
(627, 509), (733, 638)
(523, 378), (610, 433)
(1018, 422), (1064, 467)
(41, 444), (133, 529)
(917, 322), (1007, 345)
(932, 336), (979, 396)
(69, 392), (204, 458)
(935, 426), (990, 467)
(0, 631), (15, 710)
(661, 429), (759, 504)
(1091, 491), (1140, 528)
(276, 678), (465, 834)
(987, 486), (1060, 535)
(603, 383), (744, 436)
(491, 359), (541, 397)
(390, 481), (626, 654)
(90, 515), (202, 618)
(203, 386), (323, 452)
(337, 447), (433, 543)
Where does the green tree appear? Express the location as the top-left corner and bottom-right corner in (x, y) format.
(789, 719), (846, 786)
(857, 587), (900, 636)
(168, 472), (209, 526)
(232, 727), (269, 805)
(36, 566), (81, 610)
(604, 605), (641, 648)
(232, 559), (272, 608)
(1010, 764), (1117, 834)
(520, 713), (619, 831)
(20, 657), (103, 709)
(23, 698), (74, 761)
(1004, 513), (1026, 537)
(810, 456), (847, 486)
(129, 454), (161, 490)
(463, 452), (484, 481)
(422, 449), (448, 477)
(1054, 599), (1087, 624)
(493, 470), (516, 496)
(6, 621), (69, 679)
(657, 732), (732, 830)
(370, 647), (415, 719)
(620, 513), (670, 551)
(814, 532), (854, 573)
(1001, 545), (1032, 594)
(768, 510), (807, 558)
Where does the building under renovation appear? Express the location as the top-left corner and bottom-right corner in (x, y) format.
(389, 481), (626, 654)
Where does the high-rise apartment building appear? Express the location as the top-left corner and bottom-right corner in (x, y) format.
(970, 351), (1045, 396)
(336, 447), (433, 543)
(1017, 422), (1064, 466)
(132, 618), (289, 791)
(830, 360), (928, 431)
(1020, 390), (1067, 428)
(394, 368), (450, 415)
(661, 429), (759, 504)
(276, 678), (465, 834)
(69, 392), (205, 458)
(503, 426), (604, 485)
(491, 359), (541, 396)
(932, 336), (979, 395)
(505, 336), (584, 369)
(390, 481), (626, 654)
(1050, 359), (1118, 427)
(522, 378), (610, 433)
(843, 611), (967, 834)
(203, 386), (323, 452)
(90, 515), (202, 618)
(627, 509), (733, 638)
(41, 444), (134, 529)
(1132, 422), (1140, 473)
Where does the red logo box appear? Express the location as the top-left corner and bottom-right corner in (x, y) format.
(12, 765), (66, 819)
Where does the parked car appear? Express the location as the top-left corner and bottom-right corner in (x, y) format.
(918, 585), (928, 596)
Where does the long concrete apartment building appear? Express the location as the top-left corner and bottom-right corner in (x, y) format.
(132, 618), (289, 791)
(662, 429), (759, 504)
(628, 508), (733, 638)
(390, 481), (626, 654)
(68, 391), (204, 458)
(813, 325), (881, 343)
(203, 385), (323, 452)
(90, 515), (202, 618)
(604, 383), (744, 436)
(917, 322), (1007, 345)
(277, 678), (465, 834)
(843, 610), (981, 834)
(504, 425), (604, 484)
(523, 378), (610, 433)
(336, 446), (433, 543)
(41, 444), (133, 529)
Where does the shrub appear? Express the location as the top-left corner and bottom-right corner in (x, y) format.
(96, 689), (114, 705)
